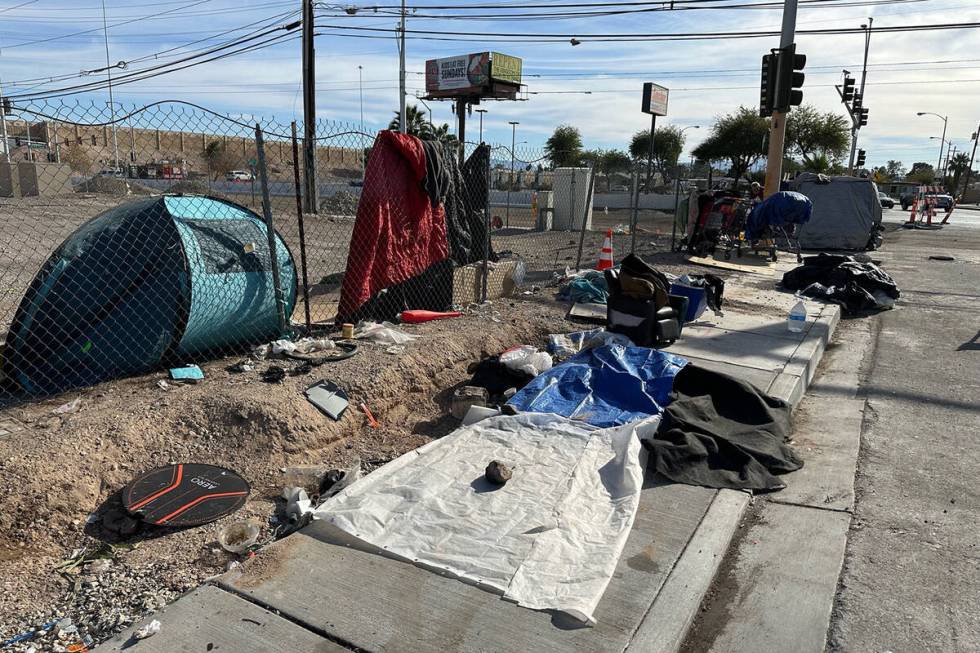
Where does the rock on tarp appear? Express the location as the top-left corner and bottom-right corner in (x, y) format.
(315, 412), (659, 624)
(507, 344), (688, 428)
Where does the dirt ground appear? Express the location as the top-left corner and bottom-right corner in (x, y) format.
(0, 188), (692, 649)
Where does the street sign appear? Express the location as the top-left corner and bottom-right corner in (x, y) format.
(641, 83), (669, 116)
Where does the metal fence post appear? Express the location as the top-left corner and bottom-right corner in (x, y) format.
(574, 165), (596, 270)
(291, 121), (312, 331)
(482, 149), (491, 303)
(671, 174), (681, 252)
(255, 124), (288, 335)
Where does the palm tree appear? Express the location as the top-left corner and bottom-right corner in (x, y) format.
(947, 152), (971, 193)
(389, 104), (458, 146)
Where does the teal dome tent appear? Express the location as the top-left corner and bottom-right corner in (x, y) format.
(3, 195), (296, 396)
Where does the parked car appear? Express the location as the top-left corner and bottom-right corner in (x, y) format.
(98, 167), (125, 178)
(878, 191), (895, 209)
(225, 170), (254, 182)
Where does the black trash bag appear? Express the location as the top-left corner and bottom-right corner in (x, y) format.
(782, 253), (899, 314)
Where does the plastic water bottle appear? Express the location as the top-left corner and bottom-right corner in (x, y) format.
(787, 300), (806, 332)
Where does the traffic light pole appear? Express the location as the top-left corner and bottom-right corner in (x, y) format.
(848, 18), (872, 174)
(301, 0), (318, 213)
(763, 0), (798, 198)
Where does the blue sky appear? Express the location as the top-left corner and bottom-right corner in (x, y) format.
(1, 0), (979, 169)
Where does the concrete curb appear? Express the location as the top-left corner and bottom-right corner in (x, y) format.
(626, 490), (750, 652)
(769, 304), (842, 408)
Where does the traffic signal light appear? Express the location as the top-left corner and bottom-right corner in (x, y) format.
(842, 76), (856, 104)
(774, 43), (806, 111)
(760, 53), (776, 118)
(856, 149), (866, 167)
(0, 96), (10, 113)
(852, 93), (862, 110)
(859, 107), (869, 127)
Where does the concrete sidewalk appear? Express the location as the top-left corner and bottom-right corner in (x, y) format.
(97, 259), (840, 653)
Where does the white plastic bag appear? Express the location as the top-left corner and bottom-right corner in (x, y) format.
(356, 321), (418, 345)
(270, 337), (335, 355)
(500, 346), (553, 377)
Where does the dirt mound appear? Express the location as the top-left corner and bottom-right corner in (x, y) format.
(319, 190), (360, 216)
(75, 176), (153, 196)
(0, 299), (570, 646)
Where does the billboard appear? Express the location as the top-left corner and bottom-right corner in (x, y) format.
(642, 83), (669, 116)
(426, 53), (490, 95)
(491, 52), (522, 85)
(425, 52), (522, 98)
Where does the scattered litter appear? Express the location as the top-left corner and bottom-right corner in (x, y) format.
(320, 458), (362, 498)
(567, 301), (607, 324)
(462, 405), (501, 426)
(282, 486), (313, 525)
(217, 521), (261, 554)
(0, 619), (58, 649)
(133, 619), (161, 640)
(253, 344), (271, 359)
(55, 542), (131, 574)
(355, 321), (417, 345)
(84, 559), (113, 576)
(451, 386), (489, 420)
(53, 398), (82, 415)
(304, 380), (350, 420)
(385, 344), (405, 355)
(485, 460), (513, 485)
(225, 560), (240, 572)
(783, 253), (900, 315)
(548, 328), (632, 361)
(122, 463), (250, 527)
(499, 346), (553, 377)
(399, 309), (463, 323)
(228, 360), (255, 373)
(261, 365), (287, 383)
(270, 338), (335, 356)
(156, 380), (170, 391)
(360, 402), (379, 428)
(169, 364), (204, 382)
(558, 270), (609, 304)
(612, 223), (630, 234)
(341, 323), (355, 339)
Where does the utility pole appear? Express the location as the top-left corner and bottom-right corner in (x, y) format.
(944, 144), (956, 182)
(507, 120), (518, 227)
(358, 64), (365, 175)
(645, 113), (656, 193)
(0, 78), (9, 164)
(398, 0), (406, 134)
(301, 0), (318, 212)
(476, 108), (487, 142)
(847, 18), (872, 174)
(101, 0), (119, 169)
(763, 0), (798, 197)
(959, 122), (979, 200)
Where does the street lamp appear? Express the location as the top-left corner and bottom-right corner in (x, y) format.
(917, 111), (948, 178)
(507, 121), (519, 227)
(679, 125), (700, 178)
(475, 108), (488, 142)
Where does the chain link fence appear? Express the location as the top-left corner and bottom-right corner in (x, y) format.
(0, 99), (674, 402)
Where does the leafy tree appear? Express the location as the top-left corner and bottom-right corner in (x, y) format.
(582, 148), (632, 191)
(785, 105), (850, 168)
(947, 152), (971, 191)
(907, 162), (935, 184)
(545, 124), (583, 168)
(388, 104), (458, 145)
(203, 140), (237, 180)
(885, 160), (905, 180)
(629, 125), (685, 188)
(692, 107), (769, 184)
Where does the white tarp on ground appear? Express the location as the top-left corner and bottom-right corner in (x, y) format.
(314, 412), (659, 623)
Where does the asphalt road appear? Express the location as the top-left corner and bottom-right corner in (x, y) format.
(827, 207), (980, 651)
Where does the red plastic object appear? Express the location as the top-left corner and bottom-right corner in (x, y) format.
(399, 309), (463, 324)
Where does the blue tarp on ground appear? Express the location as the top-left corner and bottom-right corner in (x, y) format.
(507, 344), (688, 428)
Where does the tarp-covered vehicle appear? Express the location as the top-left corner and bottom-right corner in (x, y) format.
(789, 173), (883, 250)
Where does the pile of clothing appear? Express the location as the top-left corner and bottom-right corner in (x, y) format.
(782, 253), (900, 314)
(558, 269), (609, 304)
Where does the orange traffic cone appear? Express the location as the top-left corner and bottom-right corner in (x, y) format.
(596, 228), (614, 271)
(907, 198), (918, 224)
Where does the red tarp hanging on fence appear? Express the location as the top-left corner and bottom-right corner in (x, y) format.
(337, 130), (449, 321)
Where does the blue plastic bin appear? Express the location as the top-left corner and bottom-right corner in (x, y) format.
(669, 283), (707, 322)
